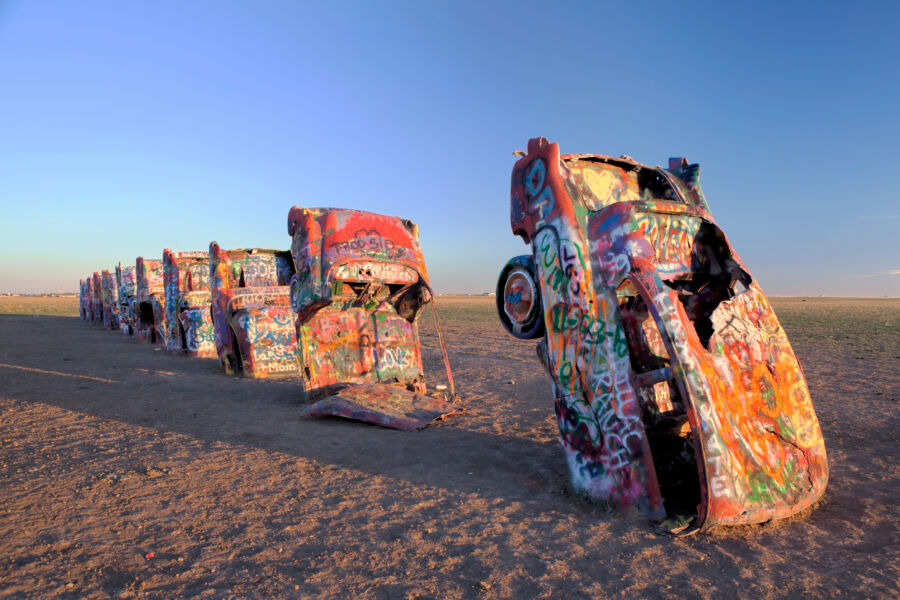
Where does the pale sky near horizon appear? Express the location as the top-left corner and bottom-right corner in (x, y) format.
(1, 1), (898, 296)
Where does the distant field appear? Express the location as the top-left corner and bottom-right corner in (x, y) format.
(0, 296), (79, 317)
(3, 294), (898, 353)
(769, 297), (900, 354)
(2, 293), (896, 366)
(431, 295), (900, 354)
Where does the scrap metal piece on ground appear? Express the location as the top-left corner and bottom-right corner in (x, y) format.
(301, 383), (461, 431)
(286, 207), (456, 429)
(115, 263), (137, 336)
(497, 137), (827, 532)
(209, 243), (301, 377)
(163, 249), (216, 358)
(135, 257), (166, 345)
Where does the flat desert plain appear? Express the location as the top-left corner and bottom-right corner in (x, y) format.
(0, 295), (897, 599)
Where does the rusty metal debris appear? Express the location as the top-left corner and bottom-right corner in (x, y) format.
(497, 137), (827, 533)
(300, 383), (459, 431)
(288, 207), (459, 429)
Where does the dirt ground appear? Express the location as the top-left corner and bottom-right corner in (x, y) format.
(0, 296), (897, 599)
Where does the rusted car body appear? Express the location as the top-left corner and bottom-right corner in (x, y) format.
(100, 270), (119, 330)
(163, 249), (216, 357)
(115, 263), (137, 336)
(209, 243), (301, 377)
(135, 257), (166, 345)
(90, 272), (104, 323)
(497, 138), (827, 532)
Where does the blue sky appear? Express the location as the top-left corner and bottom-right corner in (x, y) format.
(1, 1), (897, 295)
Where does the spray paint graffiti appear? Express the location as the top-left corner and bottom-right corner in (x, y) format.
(115, 263), (137, 336)
(163, 249), (216, 358)
(497, 138), (827, 533)
(90, 272), (104, 324)
(100, 270), (119, 330)
(209, 242), (301, 378)
(287, 207), (459, 429)
(79, 279), (90, 321)
(135, 257), (166, 345)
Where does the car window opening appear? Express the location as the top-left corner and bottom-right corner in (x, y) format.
(617, 281), (701, 520)
(664, 223), (753, 349)
(138, 302), (156, 343)
(574, 157), (679, 206)
(186, 264), (210, 292)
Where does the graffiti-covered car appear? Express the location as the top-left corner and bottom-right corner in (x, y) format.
(135, 257), (166, 344)
(497, 137), (827, 533)
(100, 270), (119, 329)
(115, 262), (137, 336)
(90, 272), (103, 323)
(79, 279), (90, 321)
(209, 243), (301, 377)
(163, 249), (216, 357)
(84, 275), (98, 322)
(286, 207), (459, 430)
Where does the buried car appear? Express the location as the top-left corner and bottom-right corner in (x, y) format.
(163, 249), (216, 357)
(496, 138), (827, 533)
(135, 257), (166, 344)
(209, 243), (301, 377)
(79, 279), (91, 321)
(100, 269), (119, 330)
(286, 207), (459, 430)
(90, 272), (104, 323)
(115, 263), (138, 336)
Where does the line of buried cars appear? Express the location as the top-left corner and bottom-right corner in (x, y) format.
(76, 140), (828, 535)
(79, 206), (459, 432)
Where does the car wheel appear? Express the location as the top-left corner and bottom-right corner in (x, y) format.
(496, 255), (545, 340)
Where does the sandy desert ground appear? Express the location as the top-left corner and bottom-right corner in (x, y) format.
(0, 295), (897, 599)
